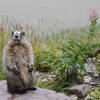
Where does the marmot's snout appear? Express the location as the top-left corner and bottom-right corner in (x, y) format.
(15, 35), (19, 39)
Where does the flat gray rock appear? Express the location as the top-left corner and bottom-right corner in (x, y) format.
(0, 80), (72, 100)
(67, 84), (89, 98)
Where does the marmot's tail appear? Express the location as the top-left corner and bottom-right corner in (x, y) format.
(7, 82), (27, 94)
(7, 84), (36, 94)
(27, 87), (37, 90)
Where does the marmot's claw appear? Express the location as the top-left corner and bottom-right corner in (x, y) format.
(13, 67), (20, 75)
(28, 67), (33, 72)
(28, 64), (34, 72)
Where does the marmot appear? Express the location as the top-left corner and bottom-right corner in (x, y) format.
(3, 31), (36, 94)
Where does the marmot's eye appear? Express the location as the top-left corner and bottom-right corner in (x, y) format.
(21, 32), (25, 36)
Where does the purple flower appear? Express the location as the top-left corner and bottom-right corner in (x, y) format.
(90, 10), (95, 20)
(89, 10), (99, 20)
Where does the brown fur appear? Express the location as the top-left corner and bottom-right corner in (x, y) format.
(3, 34), (36, 94)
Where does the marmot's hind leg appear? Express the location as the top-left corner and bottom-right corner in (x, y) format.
(7, 82), (27, 94)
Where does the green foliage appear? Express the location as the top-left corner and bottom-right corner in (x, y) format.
(58, 39), (95, 81)
(87, 87), (100, 100)
(41, 39), (97, 92)
(89, 10), (99, 40)
(34, 49), (61, 72)
(35, 38), (99, 92)
(33, 42), (62, 72)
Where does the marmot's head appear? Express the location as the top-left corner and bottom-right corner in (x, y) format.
(11, 31), (25, 44)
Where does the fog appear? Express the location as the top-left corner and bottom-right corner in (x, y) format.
(0, 0), (100, 32)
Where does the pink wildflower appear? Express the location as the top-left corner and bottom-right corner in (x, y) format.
(89, 10), (99, 21)
(90, 10), (95, 20)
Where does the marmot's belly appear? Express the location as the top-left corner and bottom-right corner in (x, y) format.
(6, 68), (34, 89)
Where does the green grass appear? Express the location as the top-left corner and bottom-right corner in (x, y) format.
(87, 87), (100, 100)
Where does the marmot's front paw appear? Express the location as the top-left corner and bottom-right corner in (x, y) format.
(13, 67), (20, 75)
(28, 64), (34, 72)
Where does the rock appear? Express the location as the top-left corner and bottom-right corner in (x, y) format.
(0, 80), (72, 100)
(69, 95), (78, 100)
(90, 82), (96, 86)
(92, 57), (97, 62)
(67, 84), (90, 98)
(89, 77), (100, 89)
(36, 71), (56, 81)
(84, 63), (98, 77)
(92, 57), (96, 60)
(41, 78), (48, 81)
(87, 58), (92, 62)
(47, 75), (56, 80)
(35, 71), (43, 76)
(84, 76), (92, 83)
(84, 63), (90, 74)
(97, 59), (100, 63)
(89, 85), (93, 90)
(94, 73), (99, 78)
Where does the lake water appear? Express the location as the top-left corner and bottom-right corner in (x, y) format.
(0, 0), (100, 32)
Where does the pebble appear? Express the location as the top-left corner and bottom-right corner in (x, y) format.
(97, 59), (100, 63)
(90, 82), (96, 85)
(84, 76), (92, 83)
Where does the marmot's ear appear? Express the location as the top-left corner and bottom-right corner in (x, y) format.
(21, 32), (25, 36)
(12, 31), (14, 36)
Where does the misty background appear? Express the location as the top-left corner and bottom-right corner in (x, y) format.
(0, 0), (100, 33)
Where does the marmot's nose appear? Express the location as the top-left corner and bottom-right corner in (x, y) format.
(15, 35), (18, 39)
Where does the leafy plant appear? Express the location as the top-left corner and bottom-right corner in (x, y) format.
(89, 10), (99, 40)
(87, 87), (100, 100)
(34, 50), (61, 72)
(57, 39), (95, 80)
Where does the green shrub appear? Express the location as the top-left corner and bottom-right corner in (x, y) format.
(87, 87), (100, 100)
(34, 42), (62, 72)
(58, 39), (95, 80)
(34, 49), (61, 72)
(36, 38), (98, 92)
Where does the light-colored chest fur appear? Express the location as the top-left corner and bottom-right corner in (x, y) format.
(7, 44), (30, 69)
